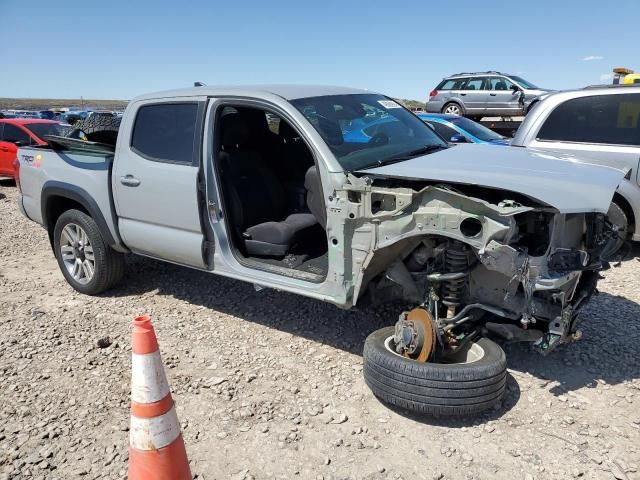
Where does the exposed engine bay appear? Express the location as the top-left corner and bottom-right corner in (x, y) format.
(339, 174), (619, 356)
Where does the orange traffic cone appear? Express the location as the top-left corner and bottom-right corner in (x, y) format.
(128, 315), (192, 480)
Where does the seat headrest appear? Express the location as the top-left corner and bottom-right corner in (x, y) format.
(221, 113), (250, 147)
(279, 120), (297, 140)
(242, 108), (270, 138)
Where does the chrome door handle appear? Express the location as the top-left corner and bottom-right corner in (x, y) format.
(120, 175), (141, 187)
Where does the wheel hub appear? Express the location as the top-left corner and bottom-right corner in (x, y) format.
(393, 308), (436, 362)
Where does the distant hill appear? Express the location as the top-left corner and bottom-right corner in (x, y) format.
(0, 98), (128, 111)
(397, 98), (425, 109)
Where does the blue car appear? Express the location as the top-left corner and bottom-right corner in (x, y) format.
(416, 113), (509, 145)
(341, 115), (402, 143)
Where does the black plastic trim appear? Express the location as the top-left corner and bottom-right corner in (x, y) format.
(41, 181), (117, 248)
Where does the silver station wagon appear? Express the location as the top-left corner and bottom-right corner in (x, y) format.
(426, 71), (550, 119)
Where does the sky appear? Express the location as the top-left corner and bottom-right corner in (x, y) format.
(1, 0), (639, 102)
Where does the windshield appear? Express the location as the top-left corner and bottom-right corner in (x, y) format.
(450, 117), (504, 142)
(24, 122), (72, 140)
(510, 76), (538, 90)
(291, 94), (447, 171)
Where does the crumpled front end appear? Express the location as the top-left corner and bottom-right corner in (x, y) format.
(337, 175), (616, 354)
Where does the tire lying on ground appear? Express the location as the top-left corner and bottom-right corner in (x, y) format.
(68, 115), (121, 146)
(363, 327), (507, 416)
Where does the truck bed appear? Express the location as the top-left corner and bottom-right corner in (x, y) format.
(17, 143), (123, 250)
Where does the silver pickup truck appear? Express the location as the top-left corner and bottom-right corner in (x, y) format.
(16, 85), (626, 416)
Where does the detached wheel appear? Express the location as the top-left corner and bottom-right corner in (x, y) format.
(53, 209), (125, 295)
(363, 327), (507, 416)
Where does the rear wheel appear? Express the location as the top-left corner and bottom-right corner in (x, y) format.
(363, 327), (507, 416)
(442, 102), (463, 116)
(53, 209), (125, 295)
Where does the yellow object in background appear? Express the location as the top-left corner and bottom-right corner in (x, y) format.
(622, 73), (640, 85)
(612, 67), (640, 85)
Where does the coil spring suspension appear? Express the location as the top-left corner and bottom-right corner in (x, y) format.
(442, 241), (469, 318)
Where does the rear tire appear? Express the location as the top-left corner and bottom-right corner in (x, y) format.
(68, 115), (121, 145)
(363, 327), (507, 416)
(442, 102), (463, 116)
(53, 209), (125, 295)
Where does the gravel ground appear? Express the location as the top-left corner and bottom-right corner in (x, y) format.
(1, 180), (639, 480)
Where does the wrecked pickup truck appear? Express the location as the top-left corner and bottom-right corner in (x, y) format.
(16, 86), (626, 416)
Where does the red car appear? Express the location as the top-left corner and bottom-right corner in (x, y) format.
(0, 119), (69, 179)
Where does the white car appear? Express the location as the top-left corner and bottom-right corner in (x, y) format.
(512, 85), (640, 246)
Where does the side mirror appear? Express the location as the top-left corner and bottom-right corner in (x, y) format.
(450, 134), (468, 143)
(511, 84), (521, 93)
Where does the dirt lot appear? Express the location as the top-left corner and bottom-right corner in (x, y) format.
(1, 181), (639, 480)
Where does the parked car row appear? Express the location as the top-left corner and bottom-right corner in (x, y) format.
(0, 109), (124, 124)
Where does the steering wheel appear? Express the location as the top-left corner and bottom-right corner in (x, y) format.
(368, 132), (389, 147)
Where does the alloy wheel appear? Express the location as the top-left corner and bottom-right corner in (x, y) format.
(60, 223), (95, 285)
(444, 104), (461, 115)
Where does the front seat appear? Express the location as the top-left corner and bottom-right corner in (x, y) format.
(495, 81), (507, 90)
(304, 165), (326, 228)
(219, 113), (318, 257)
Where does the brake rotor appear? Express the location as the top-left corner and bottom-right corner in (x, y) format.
(393, 307), (436, 362)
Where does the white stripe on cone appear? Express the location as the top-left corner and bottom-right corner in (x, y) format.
(131, 350), (170, 404)
(130, 406), (182, 451)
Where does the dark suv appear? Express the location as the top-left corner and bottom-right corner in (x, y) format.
(426, 71), (549, 120)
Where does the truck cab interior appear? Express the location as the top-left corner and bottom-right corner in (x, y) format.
(214, 106), (328, 278)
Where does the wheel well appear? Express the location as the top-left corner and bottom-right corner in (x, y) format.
(45, 196), (89, 247)
(613, 192), (635, 235)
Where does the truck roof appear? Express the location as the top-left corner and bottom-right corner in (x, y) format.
(132, 84), (372, 102)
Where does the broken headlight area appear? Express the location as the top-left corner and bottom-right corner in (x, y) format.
(360, 207), (613, 356)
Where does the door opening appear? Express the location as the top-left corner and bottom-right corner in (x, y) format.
(214, 105), (328, 278)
